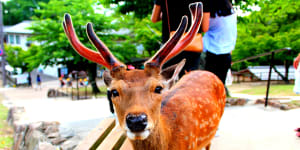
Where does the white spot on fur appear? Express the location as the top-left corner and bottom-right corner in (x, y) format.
(184, 136), (189, 141)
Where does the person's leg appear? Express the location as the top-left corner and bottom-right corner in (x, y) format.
(216, 54), (231, 84)
(199, 52), (206, 70)
(205, 52), (218, 77)
(205, 52), (231, 85)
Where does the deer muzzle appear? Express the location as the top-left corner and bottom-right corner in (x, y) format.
(125, 113), (150, 140)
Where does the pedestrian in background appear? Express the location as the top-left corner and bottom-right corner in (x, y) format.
(36, 74), (42, 90)
(203, 0), (237, 87)
(151, 0), (210, 78)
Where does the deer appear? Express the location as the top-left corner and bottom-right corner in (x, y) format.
(63, 2), (226, 150)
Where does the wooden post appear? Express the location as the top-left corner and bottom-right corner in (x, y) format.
(265, 52), (274, 107)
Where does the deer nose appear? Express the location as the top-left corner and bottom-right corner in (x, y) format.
(126, 113), (148, 132)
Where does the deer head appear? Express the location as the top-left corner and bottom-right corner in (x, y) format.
(63, 2), (203, 141)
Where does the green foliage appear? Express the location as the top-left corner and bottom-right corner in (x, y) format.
(5, 44), (41, 72)
(100, 0), (154, 19)
(100, 0), (259, 19)
(2, 0), (49, 25)
(5, 44), (25, 69)
(234, 0), (259, 12)
(232, 0), (300, 70)
(132, 15), (161, 56)
(4, 44), (31, 72)
(28, 0), (137, 67)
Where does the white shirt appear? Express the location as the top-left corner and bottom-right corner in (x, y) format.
(203, 13), (237, 55)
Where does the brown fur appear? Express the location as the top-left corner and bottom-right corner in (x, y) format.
(109, 69), (226, 150)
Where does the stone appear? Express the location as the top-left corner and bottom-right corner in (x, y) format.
(236, 98), (247, 105)
(226, 98), (248, 106)
(38, 142), (57, 150)
(50, 137), (67, 145)
(60, 136), (81, 150)
(48, 89), (68, 97)
(30, 121), (44, 131)
(44, 122), (60, 135)
(59, 127), (75, 139)
(7, 107), (25, 126)
(255, 99), (265, 104)
(280, 104), (290, 110)
(25, 130), (47, 150)
(47, 89), (57, 97)
(47, 132), (60, 139)
(13, 124), (27, 150)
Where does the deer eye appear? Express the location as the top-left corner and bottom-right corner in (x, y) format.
(154, 86), (163, 94)
(111, 89), (119, 97)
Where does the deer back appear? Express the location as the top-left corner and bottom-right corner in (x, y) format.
(160, 70), (226, 149)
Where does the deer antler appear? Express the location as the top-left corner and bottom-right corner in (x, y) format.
(86, 23), (125, 71)
(145, 2), (203, 68)
(63, 14), (124, 71)
(145, 16), (188, 69)
(163, 2), (203, 64)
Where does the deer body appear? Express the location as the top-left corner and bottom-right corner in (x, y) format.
(63, 2), (226, 150)
(122, 70), (225, 150)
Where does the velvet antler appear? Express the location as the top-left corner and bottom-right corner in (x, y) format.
(63, 14), (124, 71)
(145, 2), (203, 69)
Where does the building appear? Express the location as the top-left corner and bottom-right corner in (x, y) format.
(4, 21), (62, 83)
(4, 20), (38, 50)
(233, 65), (295, 82)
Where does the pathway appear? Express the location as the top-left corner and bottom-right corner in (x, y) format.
(1, 81), (300, 149)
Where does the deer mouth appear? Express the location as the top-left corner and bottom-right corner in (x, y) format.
(126, 129), (150, 140)
(125, 123), (153, 140)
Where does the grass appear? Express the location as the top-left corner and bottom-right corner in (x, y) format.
(290, 100), (300, 107)
(228, 83), (298, 96)
(0, 94), (13, 150)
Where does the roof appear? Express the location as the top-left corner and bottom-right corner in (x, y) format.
(4, 20), (33, 34)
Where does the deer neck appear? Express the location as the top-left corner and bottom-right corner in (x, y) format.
(130, 115), (171, 150)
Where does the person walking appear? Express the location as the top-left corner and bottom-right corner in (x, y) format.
(203, 0), (237, 85)
(27, 74), (32, 88)
(36, 74), (42, 90)
(151, 0), (210, 78)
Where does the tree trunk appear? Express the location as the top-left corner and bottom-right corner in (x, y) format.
(284, 60), (290, 83)
(87, 63), (100, 94)
(273, 65), (289, 84)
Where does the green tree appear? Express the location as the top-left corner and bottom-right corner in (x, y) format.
(100, 0), (153, 19)
(232, 0), (300, 82)
(132, 15), (161, 56)
(28, 0), (137, 93)
(5, 44), (27, 73)
(100, 0), (259, 19)
(2, 0), (49, 25)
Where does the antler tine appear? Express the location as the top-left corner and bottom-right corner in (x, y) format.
(63, 14), (110, 68)
(145, 16), (188, 68)
(86, 23), (125, 71)
(162, 2), (203, 64)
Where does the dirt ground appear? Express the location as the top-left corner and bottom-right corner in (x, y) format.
(1, 81), (300, 150)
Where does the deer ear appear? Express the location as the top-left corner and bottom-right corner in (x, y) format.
(160, 59), (186, 88)
(103, 71), (112, 86)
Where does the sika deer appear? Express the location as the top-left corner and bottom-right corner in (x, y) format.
(63, 2), (226, 150)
